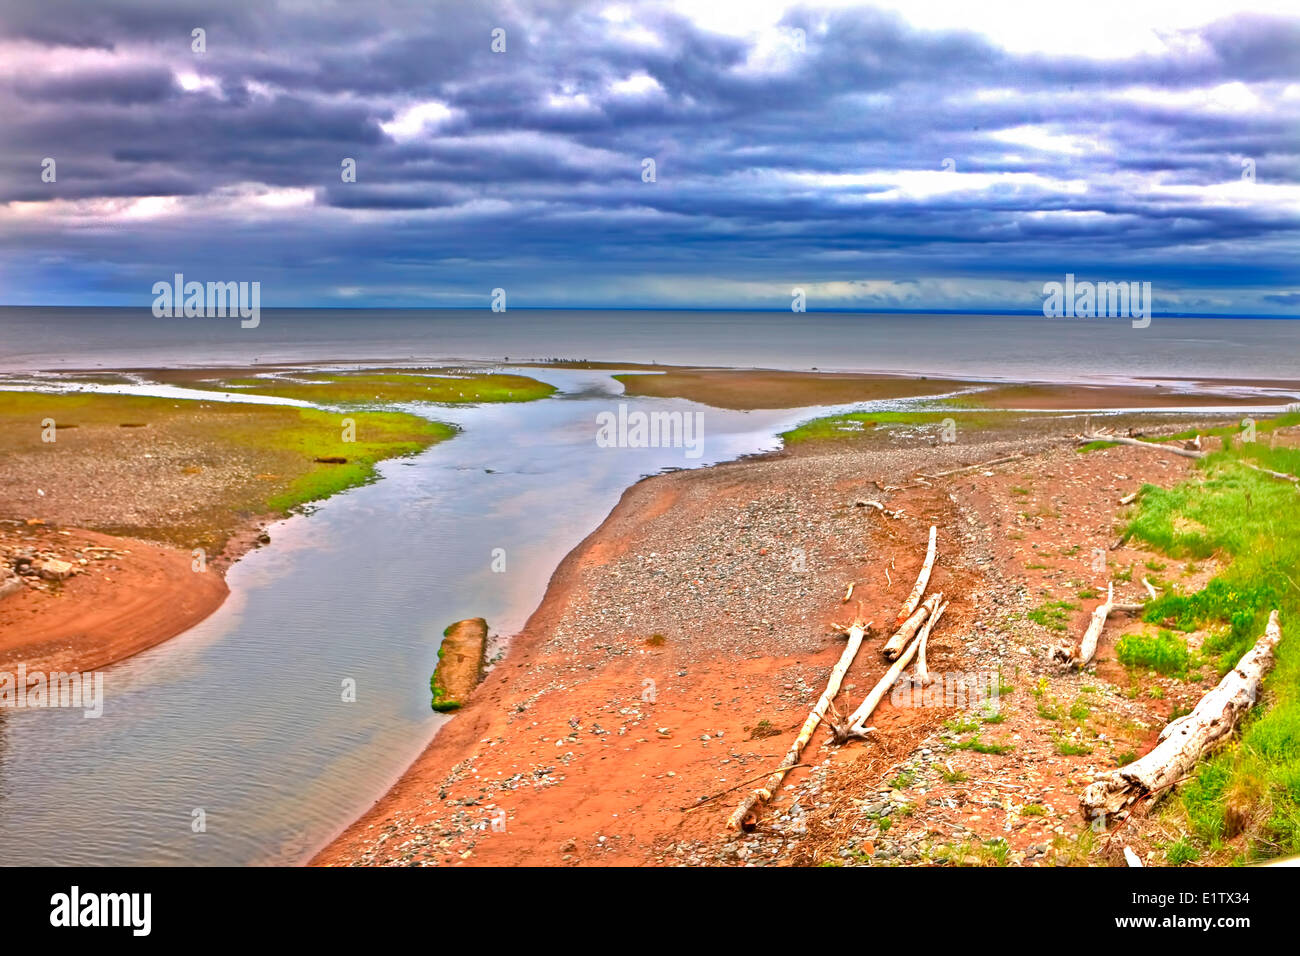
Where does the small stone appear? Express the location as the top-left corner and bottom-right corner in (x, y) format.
(36, 558), (75, 581)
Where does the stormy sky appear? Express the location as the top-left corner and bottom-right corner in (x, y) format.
(1, 0), (1298, 314)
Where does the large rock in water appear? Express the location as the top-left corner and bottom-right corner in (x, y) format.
(429, 618), (488, 712)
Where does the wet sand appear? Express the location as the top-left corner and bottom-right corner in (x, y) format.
(0, 525), (231, 675)
(608, 367), (1299, 410)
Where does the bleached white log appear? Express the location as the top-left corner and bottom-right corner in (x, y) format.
(896, 526), (937, 626)
(726, 619), (870, 830)
(1050, 584), (1144, 670)
(843, 614), (939, 736)
(913, 600), (948, 687)
(1078, 433), (1205, 460)
(1080, 610), (1282, 820)
(884, 592), (941, 660)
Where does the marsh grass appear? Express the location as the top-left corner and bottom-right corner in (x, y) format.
(0, 391), (453, 550)
(779, 411), (998, 444)
(210, 370), (556, 405)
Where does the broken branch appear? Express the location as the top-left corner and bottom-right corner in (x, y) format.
(916, 453), (1025, 480)
(1050, 582), (1143, 670)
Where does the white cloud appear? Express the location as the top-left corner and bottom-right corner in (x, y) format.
(609, 72), (663, 96)
(667, 0), (1299, 59)
(1117, 81), (1265, 113)
(778, 168), (1090, 201)
(380, 100), (455, 141)
(991, 126), (1108, 156)
(175, 71), (222, 96)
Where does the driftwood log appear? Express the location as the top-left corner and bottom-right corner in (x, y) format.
(833, 603), (950, 741)
(1080, 610), (1282, 821)
(726, 619), (870, 830)
(1078, 432), (1205, 460)
(1082, 430), (1300, 487)
(913, 599), (949, 687)
(1239, 460), (1300, 484)
(896, 525), (937, 626)
(884, 592), (942, 660)
(917, 453), (1025, 481)
(837, 621), (930, 738)
(1050, 582), (1144, 670)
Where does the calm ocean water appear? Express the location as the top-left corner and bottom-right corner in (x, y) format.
(1, 307), (1297, 383)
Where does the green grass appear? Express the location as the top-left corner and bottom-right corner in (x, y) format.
(1122, 417), (1300, 860)
(953, 736), (1015, 755)
(889, 770), (916, 789)
(1027, 600), (1078, 632)
(1177, 759), (1234, 846)
(778, 410), (997, 444)
(204, 370), (557, 406)
(944, 716), (980, 734)
(936, 837), (1012, 867)
(1052, 735), (1094, 756)
(247, 407), (456, 513)
(1115, 630), (1192, 677)
(1166, 837), (1201, 866)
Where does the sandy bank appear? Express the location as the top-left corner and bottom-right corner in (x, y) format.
(0, 524), (231, 674)
(601, 366), (1299, 410)
(0, 387), (448, 674)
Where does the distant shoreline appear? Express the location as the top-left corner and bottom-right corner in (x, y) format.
(4, 304), (1300, 320)
(7, 360), (1300, 408)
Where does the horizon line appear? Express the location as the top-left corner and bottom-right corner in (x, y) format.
(2, 304), (1299, 320)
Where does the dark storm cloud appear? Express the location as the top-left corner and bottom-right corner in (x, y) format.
(14, 65), (177, 103)
(0, 0), (1297, 311)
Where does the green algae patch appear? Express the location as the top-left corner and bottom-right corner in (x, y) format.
(430, 618), (488, 712)
(204, 370), (556, 405)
